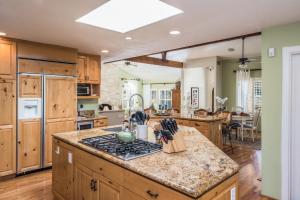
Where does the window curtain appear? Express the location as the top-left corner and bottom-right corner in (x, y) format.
(236, 69), (250, 112)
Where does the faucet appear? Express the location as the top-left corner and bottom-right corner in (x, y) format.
(128, 93), (144, 117)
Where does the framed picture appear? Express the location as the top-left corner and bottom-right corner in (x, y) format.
(191, 87), (199, 108)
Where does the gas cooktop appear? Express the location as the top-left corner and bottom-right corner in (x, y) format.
(79, 134), (162, 160)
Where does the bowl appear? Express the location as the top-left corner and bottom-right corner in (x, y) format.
(116, 131), (135, 143)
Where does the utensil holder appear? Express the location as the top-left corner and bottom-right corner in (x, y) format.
(162, 132), (186, 153)
(136, 125), (148, 140)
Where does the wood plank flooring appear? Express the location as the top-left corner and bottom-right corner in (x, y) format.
(0, 145), (274, 200)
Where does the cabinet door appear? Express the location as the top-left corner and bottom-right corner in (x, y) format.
(86, 56), (100, 84)
(19, 75), (41, 97)
(77, 56), (86, 83)
(0, 126), (16, 176)
(0, 39), (16, 80)
(18, 119), (41, 173)
(45, 77), (76, 119)
(75, 163), (94, 200)
(52, 140), (74, 200)
(0, 80), (15, 126)
(94, 174), (121, 200)
(44, 119), (76, 167)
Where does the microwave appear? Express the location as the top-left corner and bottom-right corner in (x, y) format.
(77, 84), (90, 96)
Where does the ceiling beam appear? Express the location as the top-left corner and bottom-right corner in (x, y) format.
(126, 56), (183, 68)
(104, 32), (261, 64)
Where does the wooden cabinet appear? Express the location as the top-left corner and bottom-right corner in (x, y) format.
(52, 139), (74, 200)
(19, 75), (41, 97)
(0, 39), (16, 80)
(94, 118), (108, 128)
(77, 56), (86, 83)
(189, 121), (210, 138)
(0, 79), (16, 177)
(77, 54), (101, 84)
(121, 188), (146, 200)
(18, 119), (41, 173)
(0, 126), (16, 176)
(171, 83), (181, 113)
(45, 77), (76, 167)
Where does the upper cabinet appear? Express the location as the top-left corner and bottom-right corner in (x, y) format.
(77, 54), (101, 84)
(0, 38), (16, 80)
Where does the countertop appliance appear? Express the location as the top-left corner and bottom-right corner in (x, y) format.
(80, 134), (162, 160)
(77, 120), (94, 130)
(77, 84), (90, 96)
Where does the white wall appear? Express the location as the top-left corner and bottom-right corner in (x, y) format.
(182, 56), (219, 112)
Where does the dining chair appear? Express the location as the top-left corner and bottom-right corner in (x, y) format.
(221, 111), (234, 153)
(238, 109), (261, 142)
(231, 106), (244, 114)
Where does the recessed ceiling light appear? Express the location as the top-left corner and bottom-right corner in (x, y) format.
(125, 37), (132, 40)
(76, 0), (183, 33)
(101, 50), (109, 53)
(169, 30), (181, 35)
(0, 32), (7, 36)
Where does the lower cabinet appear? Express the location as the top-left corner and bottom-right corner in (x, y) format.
(0, 126), (16, 176)
(18, 119), (41, 173)
(52, 139), (74, 200)
(74, 161), (121, 200)
(52, 139), (238, 200)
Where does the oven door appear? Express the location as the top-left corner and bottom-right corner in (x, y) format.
(77, 121), (94, 130)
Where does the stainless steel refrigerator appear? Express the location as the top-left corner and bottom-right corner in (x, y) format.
(17, 73), (76, 174)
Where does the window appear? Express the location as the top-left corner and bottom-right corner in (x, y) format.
(253, 79), (262, 110)
(159, 89), (172, 109)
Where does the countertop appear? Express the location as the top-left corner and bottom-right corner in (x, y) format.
(98, 109), (125, 113)
(53, 125), (239, 198)
(77, 115), (107, 122)
(151, 113), (225, 122)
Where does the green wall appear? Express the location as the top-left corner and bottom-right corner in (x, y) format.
(221, 59), (261, 110)
(261, 21), (300, 199)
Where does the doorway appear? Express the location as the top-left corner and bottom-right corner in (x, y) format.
(282, 45), (300, 200)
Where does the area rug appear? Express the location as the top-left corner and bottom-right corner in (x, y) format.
(229, 132), (262, 150)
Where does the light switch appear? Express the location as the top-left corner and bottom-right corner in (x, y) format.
(68, 152), (73, 164)
(268, 48), (275, 57)
(55, 146), (60, 155)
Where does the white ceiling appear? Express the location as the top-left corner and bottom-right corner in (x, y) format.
(0, 0), (300, 62)
(150, 36), (261, 62)
(117, 61), (181, 83)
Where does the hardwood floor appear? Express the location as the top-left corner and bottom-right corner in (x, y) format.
(0, 145), (274, 200)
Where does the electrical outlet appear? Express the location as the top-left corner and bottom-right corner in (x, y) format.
(68, 152), (73, 164)
(230, 187), (236, 200)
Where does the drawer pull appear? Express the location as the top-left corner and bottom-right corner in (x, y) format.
(195, 123), (201, 126)
(146, 190), (159, 198)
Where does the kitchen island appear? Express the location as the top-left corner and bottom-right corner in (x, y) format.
(52, 125), (239, 200)
(151, 114), (225, 149)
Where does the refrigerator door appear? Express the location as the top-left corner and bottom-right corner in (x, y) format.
(43, 75), (77, 167)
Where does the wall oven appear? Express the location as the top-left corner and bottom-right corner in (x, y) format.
(77, 120), (94, 130)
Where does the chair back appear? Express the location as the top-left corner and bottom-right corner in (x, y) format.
(253, 109), (261, 128)
(231, 106), (244, 114)
(220, 111), (231, 125)
(194, 109), (208, 117)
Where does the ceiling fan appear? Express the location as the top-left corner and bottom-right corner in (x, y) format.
(238, 37), (257, 69)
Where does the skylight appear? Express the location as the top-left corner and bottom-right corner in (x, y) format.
(76, 0), (183, 33)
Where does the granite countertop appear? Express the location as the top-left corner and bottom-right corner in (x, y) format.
(77, 115), (107, 122)
(151, 113), (225, 122)
(53, 126), (239, 198)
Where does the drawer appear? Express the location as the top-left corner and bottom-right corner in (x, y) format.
(176, 119), (190, 126)
(75, 147), (124, 185)
(124, 170), (191, 200)
(94, 118), (108, 127)
(18, 59), (42, 73)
